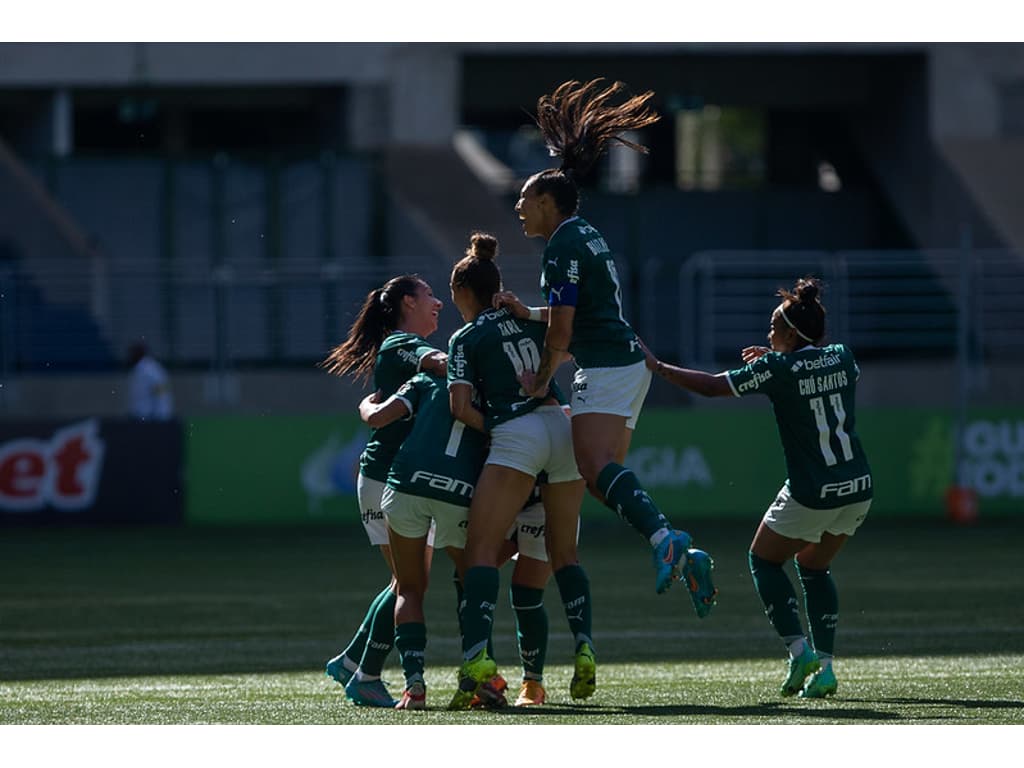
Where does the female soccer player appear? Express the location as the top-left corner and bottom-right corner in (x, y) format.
(320, 275), (446, 707)
(358, 370), (489, 710)
(496, 78), (716, 616)
(445, 232), (593, 709)
(641, 277), (873, 698)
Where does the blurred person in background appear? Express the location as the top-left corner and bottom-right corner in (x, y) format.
(127, 340), (174, 420)
(640, 277), (872, 698)
(495, 79), (717, 618)
(319, 275), (446, 707)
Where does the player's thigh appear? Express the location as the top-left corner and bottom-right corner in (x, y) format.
(465, 463), (536, 565)
(571, 412), (629, 478)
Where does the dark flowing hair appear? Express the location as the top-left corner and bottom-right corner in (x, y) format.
(450, 232), (502, 311)
(528, 78), (661, 215)
(320, 274), (424, 383)
(778, 276), (827, 345)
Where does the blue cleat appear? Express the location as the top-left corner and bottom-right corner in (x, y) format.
(325, 654), (354, 687)
(345, 677), (397, 708)
(652, 529), (692, 594)
(680, 548), (718, 618)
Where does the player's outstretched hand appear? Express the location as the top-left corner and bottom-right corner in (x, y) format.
(741, 346), (770, 364)
(636, 337), (660, 373)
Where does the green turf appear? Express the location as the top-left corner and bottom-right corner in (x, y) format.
(1, 517), (1023, 724)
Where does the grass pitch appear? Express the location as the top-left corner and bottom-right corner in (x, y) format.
(2, 517), (1023, 729)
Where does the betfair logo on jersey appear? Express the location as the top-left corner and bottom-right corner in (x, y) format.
(737, 369), (773, 393)
(803, 353), (841, 370)
(820, 472), (872, 499)
(567, 259), (580, 284)
(411, 470), (474, 498)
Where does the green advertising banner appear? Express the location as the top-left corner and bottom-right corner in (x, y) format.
(185, 414), (369, 524)
(184, 408), (1024, 524)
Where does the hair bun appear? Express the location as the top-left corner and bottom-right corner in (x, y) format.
(795, 277), (821, 304)
(468, 231), (499, 261)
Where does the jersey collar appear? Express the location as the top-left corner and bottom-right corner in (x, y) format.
(550, 216), (579, 240)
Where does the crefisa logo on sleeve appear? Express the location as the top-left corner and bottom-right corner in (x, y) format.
(0, 420), (105, 512)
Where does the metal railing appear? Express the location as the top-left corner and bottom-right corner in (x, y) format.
(660, 248), (1024, 369)
(3, 248), (1023, 379)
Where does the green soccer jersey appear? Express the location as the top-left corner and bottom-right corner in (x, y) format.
(541, 216), (644, 369)
(386, 373), (489, 508)
(359, 332), (441, 482)
(448, 307), (564, 431)
(725, 343), (873, 509)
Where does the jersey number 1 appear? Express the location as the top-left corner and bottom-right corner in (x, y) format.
(809, 394), (854, 466)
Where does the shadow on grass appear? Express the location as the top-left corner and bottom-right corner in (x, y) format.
(845, 696), (1024, 711)
(483, 701), (910, 721)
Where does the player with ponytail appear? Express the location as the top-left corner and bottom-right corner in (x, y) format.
(321, 274), (447, 708)
(495, 79), (718, 624)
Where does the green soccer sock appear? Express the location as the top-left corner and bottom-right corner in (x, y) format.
(357, 586), (397, 677)
(748, 552), (805, 645)
(455, 567), (495, 661)
(453, 568), (465, 646)
(554, 564), (593, 652)
(461, 565), (500, 661)
(341, 583), (392, 666)
(510, 584), (548, 681)
(596, 463), (670, 540)
(796, 561), (839, 657)
(395, 621), (427, 687)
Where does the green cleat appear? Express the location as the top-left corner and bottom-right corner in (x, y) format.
(446, 649), (497, 711)
(570, 642), (597, 701)
(781, 644), (821, 697)
(799, 665), (838, 698)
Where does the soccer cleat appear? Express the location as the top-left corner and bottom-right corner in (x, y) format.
(799, 665), (838, 699)
(395, 681), (427, 710)
(325, 654), (355, 687)
(514, 679), (547, 707)
(781, 644), (821, 697)
(653, 529), (693, 594)
(680, 548), (718, 618)
(345, 677), (397, 708)
(569, 642), (597, 701)
(446, 649), (498, 710)
(471, 673), (508, 709)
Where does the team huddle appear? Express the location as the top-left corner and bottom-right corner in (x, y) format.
(320, 79), (873, 711)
